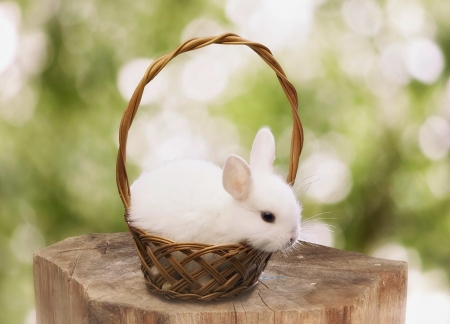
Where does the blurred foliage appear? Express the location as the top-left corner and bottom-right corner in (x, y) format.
(1, 0), (450, 323)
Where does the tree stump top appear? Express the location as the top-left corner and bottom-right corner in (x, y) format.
(34, 232), (407, 324)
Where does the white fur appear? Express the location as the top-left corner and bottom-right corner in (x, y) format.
(128, 127), (302, 253)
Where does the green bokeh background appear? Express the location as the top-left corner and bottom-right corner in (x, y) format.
(1, 0), (450, 323)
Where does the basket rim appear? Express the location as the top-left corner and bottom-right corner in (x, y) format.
(116, 32), (304, 210)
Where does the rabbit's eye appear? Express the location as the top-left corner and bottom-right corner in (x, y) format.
(261, 211), (275, 223)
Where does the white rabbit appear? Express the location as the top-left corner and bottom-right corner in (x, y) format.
(128, 127), (302, 253)
(129, 127), (301, 291)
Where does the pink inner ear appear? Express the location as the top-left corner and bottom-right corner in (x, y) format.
(232, 174), (252, 200)
(234, 178), (247, 195)
(223, 154), (252, 200)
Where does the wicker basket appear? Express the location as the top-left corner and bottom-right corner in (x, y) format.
(116, 33), (304, 301)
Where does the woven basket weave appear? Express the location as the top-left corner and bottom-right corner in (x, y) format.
(116, 33), (304, 301)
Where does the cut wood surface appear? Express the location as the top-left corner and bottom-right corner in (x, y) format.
(34, 232), (407, 324)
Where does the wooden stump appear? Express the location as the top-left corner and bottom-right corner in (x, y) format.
(33, 232), (407, 324)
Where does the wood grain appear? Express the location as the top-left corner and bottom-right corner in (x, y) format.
(33, 232), (407, 324)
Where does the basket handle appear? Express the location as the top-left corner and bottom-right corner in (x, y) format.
(116, 33), (304, 209)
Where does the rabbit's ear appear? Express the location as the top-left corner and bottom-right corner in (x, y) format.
(250, 127), (275, 173)
(223, 154), (252, 200)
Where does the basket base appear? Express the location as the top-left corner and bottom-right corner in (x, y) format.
(129, 226), (272, 301)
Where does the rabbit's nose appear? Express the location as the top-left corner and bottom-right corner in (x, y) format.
(289, 237), (296, 244)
